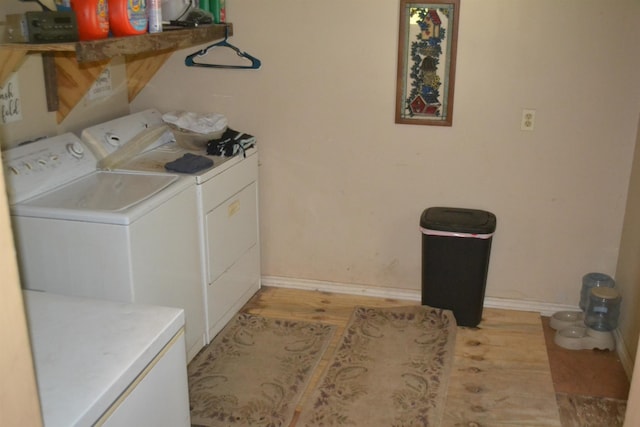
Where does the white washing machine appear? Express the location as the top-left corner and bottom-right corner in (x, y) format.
(3, 133), (206, 361)
(81, 110), (261, 343)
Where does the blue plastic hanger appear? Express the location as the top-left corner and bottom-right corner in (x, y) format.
(185, 26), (262, 69)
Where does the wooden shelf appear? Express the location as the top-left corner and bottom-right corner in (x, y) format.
(0, 24), (232, 122)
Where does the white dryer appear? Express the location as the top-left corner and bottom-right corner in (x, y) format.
(81, 110), (261, 343)
(3, 133), (206, 361)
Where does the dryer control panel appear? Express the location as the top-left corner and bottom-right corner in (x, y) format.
(81, 109), (175, 161)
(2, 133), (97, 204)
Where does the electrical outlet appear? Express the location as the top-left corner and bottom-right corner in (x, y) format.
(521, 109), (536, 131)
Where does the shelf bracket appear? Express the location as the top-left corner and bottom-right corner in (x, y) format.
(42, 53), (59, 112)
(126, 51), (173, 102)
(0, 50), (28, 88)
(53, 52), (110, 123)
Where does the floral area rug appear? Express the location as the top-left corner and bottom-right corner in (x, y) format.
(296, 305), (456, 427)
(188, 313), (336, 427)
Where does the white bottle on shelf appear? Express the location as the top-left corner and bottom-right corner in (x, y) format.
(148, 0), (163, 33)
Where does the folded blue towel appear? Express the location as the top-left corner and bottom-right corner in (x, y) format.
(165, 153), (214, 173)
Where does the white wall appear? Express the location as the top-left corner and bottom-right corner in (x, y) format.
(616, 116), (640, 362)
(134, 0), (640, 307)
(0, 138), (42, 425)
(2, 0), (639, 355)
(1, 0), (640, 417)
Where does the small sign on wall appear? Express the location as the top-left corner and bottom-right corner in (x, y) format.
(87, 67), (113, 101)
(0, 74), (23, 124)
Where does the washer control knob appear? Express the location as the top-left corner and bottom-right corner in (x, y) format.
(66, 142), (85, 158)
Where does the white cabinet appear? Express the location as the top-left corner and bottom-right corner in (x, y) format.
(23, 291), (190, 427)
(100, 333), (190, 427)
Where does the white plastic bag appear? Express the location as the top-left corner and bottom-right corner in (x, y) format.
(162, 111), (228, 135)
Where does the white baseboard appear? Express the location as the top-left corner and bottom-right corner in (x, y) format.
(261, 275), (633, 378)
(261, 276), (422, 302)
(261, 275), (578, 314)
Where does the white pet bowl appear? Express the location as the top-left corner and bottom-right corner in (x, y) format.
(549, 310), (583, 330)
(554, 325), (615, 351)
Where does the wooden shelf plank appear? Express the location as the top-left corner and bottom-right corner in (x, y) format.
(0, 24), (231, 66)
(0, 43), (75, 53)
(0, 24), (233, 122)
(75, 24), (232, 63)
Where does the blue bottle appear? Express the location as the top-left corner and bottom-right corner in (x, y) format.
(579, 272), (615, 311)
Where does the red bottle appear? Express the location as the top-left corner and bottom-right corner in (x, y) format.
(108, 0), (148, 37)
(71, 0), (109, 40)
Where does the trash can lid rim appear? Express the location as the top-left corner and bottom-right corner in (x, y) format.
(420, 227), (494, 239)
(420, 207), (497, 234)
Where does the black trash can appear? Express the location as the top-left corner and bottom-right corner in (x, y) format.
(420, 207), (497, 327)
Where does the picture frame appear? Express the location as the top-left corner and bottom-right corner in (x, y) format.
(395, 0), (460, 126)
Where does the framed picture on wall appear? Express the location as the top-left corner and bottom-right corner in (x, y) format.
(395, 0), (460, 126)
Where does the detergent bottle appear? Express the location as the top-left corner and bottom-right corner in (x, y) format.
(71, 0), (109, 40)
(109, 0), (148, 36)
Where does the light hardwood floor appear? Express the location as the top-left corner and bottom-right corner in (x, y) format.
(241, 286), (566, 426)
